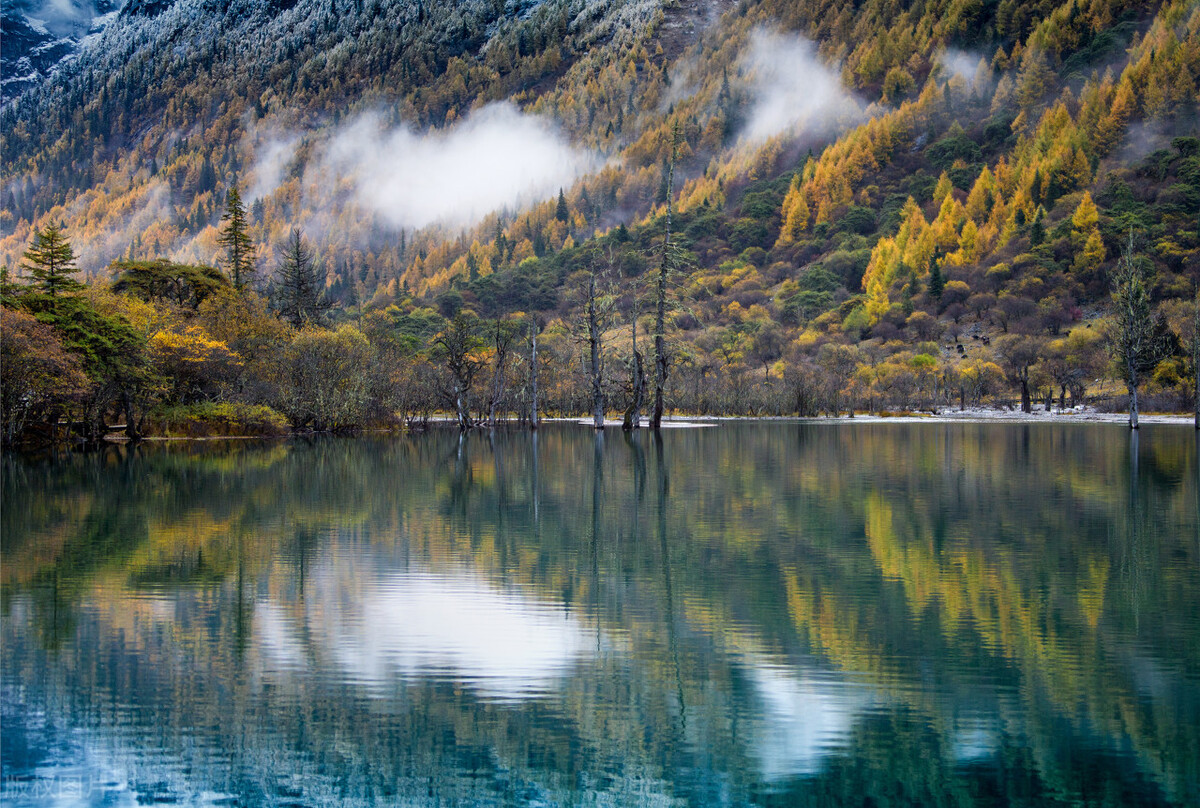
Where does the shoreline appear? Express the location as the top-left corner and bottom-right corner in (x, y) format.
(112, 408), (1198, 442)
(687, 408), (1198, 427)
(811, 410), (1197, 426)
(564, 409), (1199, 428)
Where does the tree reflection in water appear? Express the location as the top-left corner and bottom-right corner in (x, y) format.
(2, 423), (1198, 806)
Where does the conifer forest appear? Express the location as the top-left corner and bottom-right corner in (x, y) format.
(3, 0), (1200, 441)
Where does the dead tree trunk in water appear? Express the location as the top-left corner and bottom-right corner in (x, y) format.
(488, 318), (518, 428)
(588, 269), (605, 429)
(651, 124), (681, 430)
(529, 318), (539, 430)
(1191, 292), (1199, 430)
(623, 312), (645, 430)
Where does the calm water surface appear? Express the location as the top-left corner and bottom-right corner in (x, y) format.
(2, 423), (1198, 806)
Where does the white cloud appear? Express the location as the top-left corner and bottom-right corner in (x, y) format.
(27, 0), (98, 37)
(306, 103), (597, 231)
(739, 29), (862, 143)
(246, 131), (299, 203)
(937, 48), (986, 85)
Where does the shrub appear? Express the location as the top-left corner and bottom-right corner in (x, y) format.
(147, 402), (289, 437)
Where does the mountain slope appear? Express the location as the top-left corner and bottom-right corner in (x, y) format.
(0, 0), (124, 102)
(2, 0), (1199, 422)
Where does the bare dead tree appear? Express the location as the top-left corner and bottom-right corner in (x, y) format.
(651, 123), (682, 430)
(528, 316), (540, 431)
(587, 263), (606, 429)
(584, 248), (618, 428)
(623, 300), (646, 431)
(487, 316), (521, 427)
(1190, 292), (1200, 429)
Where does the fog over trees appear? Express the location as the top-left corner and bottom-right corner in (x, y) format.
(2, 0), (1199, 443)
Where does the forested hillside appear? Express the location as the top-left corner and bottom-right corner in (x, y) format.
(2, 0), (1199, 441)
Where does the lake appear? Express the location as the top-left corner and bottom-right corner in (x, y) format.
(2, 422), (1198, 807)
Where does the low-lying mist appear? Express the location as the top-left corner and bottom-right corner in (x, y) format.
(17, 0), (111, 37)
(936, 48), (987, 86)
(739, 29), (862, 142)
(253, 103), (597, 233)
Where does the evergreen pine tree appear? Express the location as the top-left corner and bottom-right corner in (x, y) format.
(218, 187), (255, 289)
(494, 230), (509, 267)
(555, 189), (569, 223)
(275, 228), (328, 328)
(900, 264), (916, 315)
(656, 157), (671, 203)
(21, 222), (81, 297)
(1, 267), (21, 307)
(1030, 206), (1046, 246)
(1109, 233), (1160, 429)
(928, 253), (944, 304)
(579, 187), (592, 222)
(198, 156), (217, 194)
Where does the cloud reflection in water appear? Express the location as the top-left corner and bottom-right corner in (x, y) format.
(741, 658), (878, 781)
(255, 561), (605, 702)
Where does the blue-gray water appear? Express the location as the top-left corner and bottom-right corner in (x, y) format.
(2, 422), (1198, 806)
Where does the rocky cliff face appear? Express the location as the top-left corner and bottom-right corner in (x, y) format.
(1, 0), (126, 102)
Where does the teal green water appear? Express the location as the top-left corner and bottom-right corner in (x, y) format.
(2, 423), (1198, 807)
